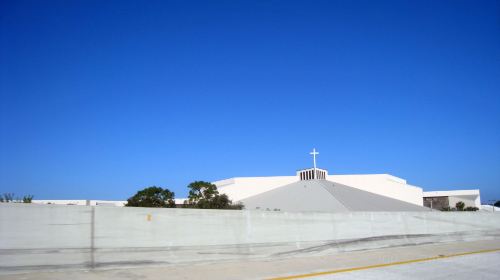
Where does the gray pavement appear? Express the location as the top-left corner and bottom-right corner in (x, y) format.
(308, 251), (500, 280)
(1, 239), (499, 280)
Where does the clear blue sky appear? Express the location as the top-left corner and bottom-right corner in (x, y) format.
(1, 0), (499, 202)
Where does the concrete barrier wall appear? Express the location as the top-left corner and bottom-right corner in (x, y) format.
(1, 203), (500, 273)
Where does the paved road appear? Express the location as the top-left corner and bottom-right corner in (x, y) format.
(288, 251), (500, 280)
(1, 239), (499, 280)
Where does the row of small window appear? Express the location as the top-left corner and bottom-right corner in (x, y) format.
(300, 170), (326, 180)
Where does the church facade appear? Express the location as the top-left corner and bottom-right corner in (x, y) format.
(213, 149), (480, 212)
(31, 149), (481, 212)
(215, 172), (424, 207)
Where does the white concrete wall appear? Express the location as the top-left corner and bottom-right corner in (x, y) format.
(448, 196), (478, 208)
(1, 203), (499, 273)
(329, 174), (424, 206)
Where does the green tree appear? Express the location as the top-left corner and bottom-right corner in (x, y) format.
(494, 201), (500, 208)
(125, 186), (175, 208)
(186, 181), (243, 210)
(464, 206), (479, 211)
(0, 193), (33, 203)
(23, 195), (33, 203)
(1, 193), (14, 202)
(455, 201), (465, 211)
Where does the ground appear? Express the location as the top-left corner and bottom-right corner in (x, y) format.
(300, 251), (499, 280)
(1, 239), (499, 280)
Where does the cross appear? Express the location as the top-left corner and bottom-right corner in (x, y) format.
(310, 148), (319, 176)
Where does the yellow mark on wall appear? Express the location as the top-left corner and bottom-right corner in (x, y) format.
(147, 214), (152, 221)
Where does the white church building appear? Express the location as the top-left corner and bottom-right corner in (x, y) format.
(215, 172), (424, 209)
(32, 149), (482, 212)
(212, 149), (480, 212)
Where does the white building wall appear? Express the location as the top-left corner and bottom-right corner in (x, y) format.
(448, 196), (477, 208)
(214, 176), (298, 202)
(327, 174), (424, 206)
(33, 199), (190, 207)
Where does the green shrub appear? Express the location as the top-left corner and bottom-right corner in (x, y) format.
(125, 186), (175, 208)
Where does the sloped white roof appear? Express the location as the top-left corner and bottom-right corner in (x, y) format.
(241, 180), (430, 212)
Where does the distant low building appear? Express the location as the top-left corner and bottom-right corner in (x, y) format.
(423, 190), (481, 210)
(32, 200), (126, 206)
